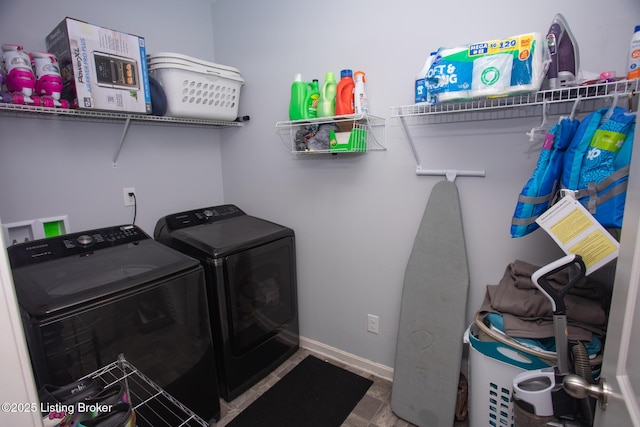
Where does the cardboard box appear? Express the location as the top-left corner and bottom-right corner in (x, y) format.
(46, 17), (151, 114)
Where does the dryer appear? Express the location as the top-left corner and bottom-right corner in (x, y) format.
(154, 205), (299, 401)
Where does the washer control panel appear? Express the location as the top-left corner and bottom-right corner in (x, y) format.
(163, 204), (245, 230)
(7, 225), (149, 267)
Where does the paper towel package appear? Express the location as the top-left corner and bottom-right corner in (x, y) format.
(425, 33), (549, 103)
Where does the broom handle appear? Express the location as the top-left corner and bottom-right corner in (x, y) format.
(553, 314), (570, 375)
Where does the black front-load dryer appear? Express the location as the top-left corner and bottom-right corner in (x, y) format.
(6, 224), (220, 423)
(154, 205), (299, 401)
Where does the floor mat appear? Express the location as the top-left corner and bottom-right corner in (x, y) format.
(226, 355), (372, 427)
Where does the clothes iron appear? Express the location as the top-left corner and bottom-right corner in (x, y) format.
(546, 14), (580, 89)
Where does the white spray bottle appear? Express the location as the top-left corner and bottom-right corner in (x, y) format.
(353, 70), (368, 114)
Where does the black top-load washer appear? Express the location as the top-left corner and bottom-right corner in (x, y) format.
(6, 224), (220, 422)
(154, 205), (299, 401)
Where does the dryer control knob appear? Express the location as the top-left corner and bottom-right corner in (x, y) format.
(77, 234), (93, 246)
(203, 210), (213, 218)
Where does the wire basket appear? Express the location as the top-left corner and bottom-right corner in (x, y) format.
(81, 355), (209, 427)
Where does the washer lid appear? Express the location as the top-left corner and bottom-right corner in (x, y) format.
(9, 238), (200, 317)
(173, 215), (293, 258)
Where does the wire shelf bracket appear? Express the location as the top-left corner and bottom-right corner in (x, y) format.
(398, 115), (486, 180)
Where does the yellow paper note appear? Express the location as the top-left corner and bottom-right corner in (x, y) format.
(535, 195), (619, 274)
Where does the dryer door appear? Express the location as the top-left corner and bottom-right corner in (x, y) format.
(224, 236), (297, 356)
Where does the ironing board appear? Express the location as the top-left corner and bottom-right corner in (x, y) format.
(391, 179), (470, 427)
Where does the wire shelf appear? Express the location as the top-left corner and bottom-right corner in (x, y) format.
(392, 79), (640, 118)
(80, 355), (209, 427)
(0, 102), (242, 128)
(391, 79), (639, 178)
(0, 103), (243, 166)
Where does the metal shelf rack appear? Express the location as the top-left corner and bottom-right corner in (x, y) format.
(80, 355), (209, 427)
(391, 79), (639, 179)
(276, 113), (386, 155)
(0, 102), (242, 127)
(392, 79), (639, 118)
(0, 103), (242, 166)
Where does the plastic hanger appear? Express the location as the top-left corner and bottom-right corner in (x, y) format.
(569, 96), (582, 121)
(626, 89), (637, 117)
(601, 92), (619, 123)
(555, 96), (582, 125)
(526, 100), (549, 142)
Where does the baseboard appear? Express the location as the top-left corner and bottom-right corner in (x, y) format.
(300, 336), (394, 382)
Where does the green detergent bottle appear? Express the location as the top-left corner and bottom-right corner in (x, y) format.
(305, 79), (320, 119)
(317, 71), (337, 118)
(289, 73), (307, 120)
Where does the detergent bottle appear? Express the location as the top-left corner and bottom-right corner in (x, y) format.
(627, 25), (640, 80)
(289, 73), (307, 120)
(317, 71), (337, 118)
(354, 71), (368, 114)
(305, 79), (320, 119)
(335, 69), (355, 116)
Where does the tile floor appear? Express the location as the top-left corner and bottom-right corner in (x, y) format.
(214, 347), (470, 427)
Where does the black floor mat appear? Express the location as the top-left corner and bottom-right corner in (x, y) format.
(226, 355), (373, 427)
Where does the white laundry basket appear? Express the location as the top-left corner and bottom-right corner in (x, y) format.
(464, 324), (553, 427)
(148, 52), (244, 120)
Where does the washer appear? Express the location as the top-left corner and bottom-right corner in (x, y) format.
(7, 224), (220, 422)
(154, 205), (299, 401)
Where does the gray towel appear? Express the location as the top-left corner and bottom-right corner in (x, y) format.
(478, 260), (608, 340)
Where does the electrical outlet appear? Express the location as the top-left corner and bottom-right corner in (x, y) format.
(367, 314), (379, 334)
(123, 187), (136, 206)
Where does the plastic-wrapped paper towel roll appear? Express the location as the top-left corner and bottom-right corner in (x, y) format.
(426, 33), (549, 103)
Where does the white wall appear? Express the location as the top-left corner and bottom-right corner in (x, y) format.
(211, 0), (640, 369)
(0, 0), (225, 235)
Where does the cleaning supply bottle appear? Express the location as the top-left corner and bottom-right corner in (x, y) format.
(289, 73), (307, 120)
(627, 25), (640, 80)
(415, 52), (437, 104)
(354, 70), (368, 114)
(317, 71), (337, 118)
(305, 79), (320, 119)
(335, 69), (355, 116)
